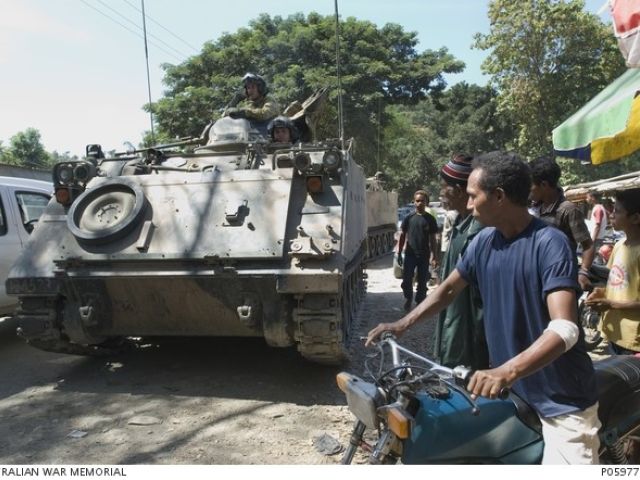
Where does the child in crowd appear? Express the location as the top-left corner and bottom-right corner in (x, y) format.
(586, 188), (640, 354)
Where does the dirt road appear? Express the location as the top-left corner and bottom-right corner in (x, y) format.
(0, 255), (436, 464)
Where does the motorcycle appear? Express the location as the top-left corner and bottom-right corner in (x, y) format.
(594, 231), (625, 266)
(337, 334), (640, 464)
(578, 264), (610, 351)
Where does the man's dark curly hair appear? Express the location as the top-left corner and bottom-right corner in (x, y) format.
(529, 156), (561, 188)
(472, 151), (531, 207)
(615, 188), (640, 216)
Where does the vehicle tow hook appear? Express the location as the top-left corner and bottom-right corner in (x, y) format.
(237, 305), (255, 326)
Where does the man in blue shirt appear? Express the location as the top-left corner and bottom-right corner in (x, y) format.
(368, 151), (600, 464)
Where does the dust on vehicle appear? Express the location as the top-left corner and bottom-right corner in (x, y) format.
(6, 89), (397, 364)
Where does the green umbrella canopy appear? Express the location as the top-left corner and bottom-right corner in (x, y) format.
(553, 68), (640, 165)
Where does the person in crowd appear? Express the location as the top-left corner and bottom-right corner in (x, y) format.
(586, 188), (640, 355)
(528, 156), (596, 291)
(396, 190), (438, 312)
(587, 191), (609, 247)
(369, 151), (600, 464)
(440, 204), (458, 256)
(223, 73), (280, 122)
(603, 197), (615, 222)
(267, 116), (299, 144)
(433, 154), (489, 370)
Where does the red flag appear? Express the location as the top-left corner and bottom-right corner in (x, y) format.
(611, 0), (640, 67)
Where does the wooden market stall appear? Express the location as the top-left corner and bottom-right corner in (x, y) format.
(563, 170), (640, 202)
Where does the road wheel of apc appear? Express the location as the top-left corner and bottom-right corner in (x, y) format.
(67, 179), (147, 245)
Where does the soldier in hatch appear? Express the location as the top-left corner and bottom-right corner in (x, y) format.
(223, 73), (280, 123)
(267, 116), (299, 144)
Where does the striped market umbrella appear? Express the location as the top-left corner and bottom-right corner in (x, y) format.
(553, 68), (640, 165)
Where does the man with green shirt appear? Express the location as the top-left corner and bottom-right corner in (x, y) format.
(434, 154), (489, 369)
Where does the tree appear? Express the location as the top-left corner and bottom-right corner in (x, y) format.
(149, 13), (464, 173)
(49, 150), (80, 164)
(474, 0), (626, 158)
(4, 128), (51, 168)
(382, 83), (515, 202)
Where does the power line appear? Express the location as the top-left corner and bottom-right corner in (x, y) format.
(77, 0), (183, 62)
(93, 0), (191, 59)
(121, 0), (200, 53)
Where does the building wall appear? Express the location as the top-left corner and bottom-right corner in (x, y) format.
(0, 163), (51, 182)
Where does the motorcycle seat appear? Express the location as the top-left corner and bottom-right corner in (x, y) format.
(594, 355), (640, 426)
(510, 391), (542, 435)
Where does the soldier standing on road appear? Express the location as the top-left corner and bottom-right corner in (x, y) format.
(223, 73), (280, 123)
(434, 154), (489, 370)
(396, 190), (438, 312)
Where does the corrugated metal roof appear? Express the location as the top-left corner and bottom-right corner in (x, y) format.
(563, 170), (640, 201)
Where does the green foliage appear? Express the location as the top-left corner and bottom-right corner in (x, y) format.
(148, 12), (464, 173)
(382, 107), (442, 202)
(559, 152), (640, 187)
(474, 0), (626, 158)
(1, 128), (52, 168)
(0, 129), (80, 170)
(382, 83), (515, 202)
(49, 150), (80, 164)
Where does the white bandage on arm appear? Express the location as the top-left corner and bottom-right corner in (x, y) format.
(545, 319), (580, 352)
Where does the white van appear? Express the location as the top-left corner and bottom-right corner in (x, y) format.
(0, 176), (52, 318)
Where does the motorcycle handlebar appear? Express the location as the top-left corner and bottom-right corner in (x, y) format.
(374, 336), (510, 407)
(380, 331), (396, 341)
(452, 366), (510, 400)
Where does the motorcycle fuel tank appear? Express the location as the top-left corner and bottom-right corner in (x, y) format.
(402, 390), (543, 464)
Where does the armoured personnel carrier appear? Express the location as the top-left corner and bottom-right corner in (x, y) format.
(6, 92), (397, 364)
(364, 172), (397, 260)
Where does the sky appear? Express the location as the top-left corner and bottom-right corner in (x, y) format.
(0, 0), (610, 157)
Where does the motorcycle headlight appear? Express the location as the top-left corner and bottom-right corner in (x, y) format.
(336, 372), (381, 430)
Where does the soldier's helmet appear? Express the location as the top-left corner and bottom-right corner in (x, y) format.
(267, 116), (299, 143)
(242, 73), (268, 96)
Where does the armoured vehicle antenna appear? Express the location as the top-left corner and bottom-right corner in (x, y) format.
(141, 0), (155, 144)
(334, 0), (345, 149)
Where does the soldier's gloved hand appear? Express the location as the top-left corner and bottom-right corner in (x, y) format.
(227, 108), (247, 119)
(396, 253), (403, 267)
